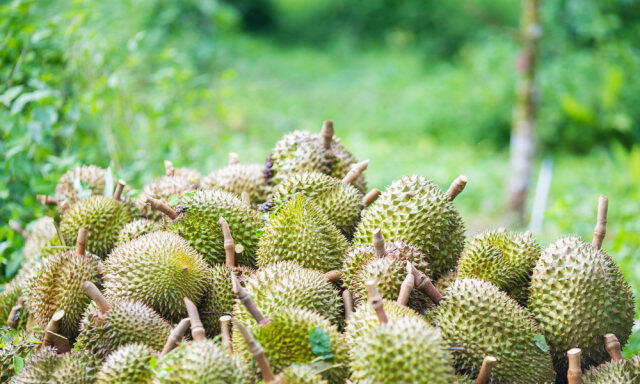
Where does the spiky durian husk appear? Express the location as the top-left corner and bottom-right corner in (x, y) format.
(344, 299), (423, 348)
(51, 351), (100, 384)
(155, 340), (253, 384)
(102, 232), (210, 322)
(202, 163), (272, 207)
(256, 196), (349, 272)
(117, 219), (160, 245)
(269, 172), (363, 237)
(279, 364), (329, 384)
(172, 167), (202, 181)
(457, 230), (540, 306)
(434, 278), (556, 384)
(235, 261), (343, 326)
(55, 165), (107, 202)
(75, 300), (171, 358)
(22, 217), (57, 263)
(233, 308), (350, 384)
(26, 250), (101, 339)
(135, 174), (199, 221)
(350, 316), (457, 384)
(434, 269), (458, 294)
(168, 190), (262, 267)
(353, 175), (465, 279)
(583, 354), (640, 384)
(95, 343), (156, 384)
(529, 236), (635, 375)
(59, 196), (133, 259)
(265, 130), (366, 193)
(0, 330), (43, 383)
(0, 280), (27, 330)
(9, 346), (58, 384)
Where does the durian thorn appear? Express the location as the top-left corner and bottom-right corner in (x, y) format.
(241, 191), (251, 206)
(445, 174), (468, 201)
(362, 188), (381, 207)
(342, 290), (354, 322)
(164, 160), (175, 176)
(6, 297), (25, 329)
(320, 120), (334, 150)
(220, 315), (233, 354)
(323, 270), (343, 283)
(372, 229), (386, 258)
(397, 262), (415, 306)
(184, 297), (206, 342)
(76, 227), (89, 257)
(8, 220), (28, 238)
(145, 195), (179, 220)
(97, 261), (105, 276)
(229, 152), (240, 165)
(411, 265), (442, 305)
(342, 160), (370, 186)
(604, 333), (623, 362)
(232, 272), (270, 325)
(475, 356), (497, 384)
(161, 317), (190, 357)
(219, 217), (236, 268)
(43, 330), (71, 354)
(82, 281), (112, 314)
(497, 226), (507, 233)
(112, 180), (126, 201)
(37, 195), (60, 206)
(233, 319), (277, 383)
(567, 348), (582, 384)
(592, 195), (608, 250)
(366, 280), (388, 324)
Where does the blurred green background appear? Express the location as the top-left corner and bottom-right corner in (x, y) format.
(1, 0), (639, 353)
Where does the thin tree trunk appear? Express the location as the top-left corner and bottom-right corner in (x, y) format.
(506, 0), (542, 224)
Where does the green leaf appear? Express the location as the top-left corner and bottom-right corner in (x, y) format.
(534, 334), (549, 352)
(13, 355), (24, 374)
(167, 194), (180, 206)
(309, 327), (334, 360)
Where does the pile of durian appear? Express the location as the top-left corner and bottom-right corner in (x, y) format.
(1, 121), (637, 384)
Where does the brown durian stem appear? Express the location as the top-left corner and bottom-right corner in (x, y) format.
(113, 180), (126, 201)
(592, 195), (608, 250)
(320, 120), (334, 150)
(411, 265), (442, 305)
(241, 191), (251, 206)
(161, 318), (190, 357)
(6, 297), (25, 329)
(146, 195), (179, 220)
(324, 270), (343, 282)
(219, 217), (236, 268)
(343, 290), (354, 322)
(37, 195), (60, 206)
(604, 333), (623, 362)
(42, 310), (70, 352)
(229, 152), (240, 165)
(82, 281), (112, 314)
(567, 348), (582, 384)
(363, 188), (381, 207)
(8, 220), (28, 238)
(232, 273), (270, 325)
(234, 319), (277, 382)
(183, 297), (206, 342)
(220, 315), (233, 354)
(164, 160), (175, 176)
(366, 280), (388, 324)
(342, 160), (370, 186)
(445, 175), (468, 201)
(76, 227), (88, 256)
(372, 228), (386, 259)
(397, 262), (415, 306)
(475, 356), (497, 384)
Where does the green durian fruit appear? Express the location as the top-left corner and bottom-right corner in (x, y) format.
(269, 172), (363, 237)
(76, 300), (172, 358)
(168, 190), (263, 267)
(59, 196), (133, 259)
(117, 219), (160, 245)
(233, 308), (350, 384)
(202, 163), (272, 207)
(0, 330), (43, 383)
(9, 346), (59, 384)
(434, 278), (556, 383)
(455, 374), (475, 384)
(235, 261), (342, 326)
(434, 269), (458, 295)
(95, 343), (156, 384)
(51, 351), (100, 384)
(0, 280), (28, 330)
(353, 175), (465, 279)
(55, 165), (107, 202)
(350, 316), (458, 384)
(256, 195), (349, 273)
(155, 339), (253, 384)
(529, 236), (635, 373)
(21, 217), (57, 263)
(457, 229), (541, 306)
(135, 174), (199, 221)
(583, 354), (640, 384)
(278, 364), (328, 384)
(103, 231), (210, 322)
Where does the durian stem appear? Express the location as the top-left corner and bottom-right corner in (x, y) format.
(220, 315), (233, 354)
(362, 188), (381, 207)
(8, 220), (28, 238)
(146, 195), (179, 220)
(411, 265), (442, 305)
(397, 262), (415, 306)
(343, 290), (354, 321)
(161, 318), (190, 357)
(183, 297), (206, 342)
(567, 348), (582, 384)
(219, 217), (236, 268)
(37, 195), (60, 206)
(113, 180), (126, 201)
(323, 270), (343, 282)
(445, 175), (468, 201)
(604, 333), (623, 362)
(82, 281), (112, 314)
(164, 160), (175, 176)
(6, 297), (25, 329)
(229, 152), (240, 165)
(232, 273), (270, 325)
(372, 229), (386, 259)
(366, 280), (388, 324)
(592, 195), (608, 250)
(76, 227), (88, 256)
(234, 319), (278, 383)
(475, 356), (497, 384)
(241, 192), (251, 206)
(342, 160), (370, 186)
(320, 120), (334, 150)
(42, 310), (70, 353)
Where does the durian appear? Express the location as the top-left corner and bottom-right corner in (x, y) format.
(95, 343), (157, 384)
(117, 218), (160, 244)
(50, 351), (100, 384)
(55, 165), (107, 202)
(15, 217), (57, 263)
(202, 155), (271, 206)
(581, 334), (640, 384)
(278, 364), (329, 384)
(8, 346), (58, 384)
